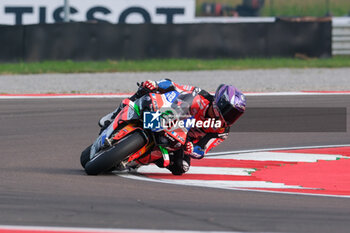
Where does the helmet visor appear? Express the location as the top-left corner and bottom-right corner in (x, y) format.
(216, 97), (243, 126)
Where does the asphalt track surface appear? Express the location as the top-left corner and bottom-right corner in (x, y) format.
(1, 95), (350, 233)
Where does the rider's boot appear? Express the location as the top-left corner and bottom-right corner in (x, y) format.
(166, 149), (191, 176)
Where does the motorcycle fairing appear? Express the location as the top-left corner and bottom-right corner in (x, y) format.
(112, 100), (140, 130)
(112, 124), (142, 141)
(135, 149), (163, 165)
(90, 90), (193, 167)
(127, 142), (153, 163)
(149, 91), (191, 145)
(90, 122), (115, 159)
(90, 100), (141, 160)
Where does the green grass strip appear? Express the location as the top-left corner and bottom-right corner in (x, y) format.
(0, 57), (349, 75)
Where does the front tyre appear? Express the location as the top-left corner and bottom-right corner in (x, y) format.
(84, 131), (147, 175)
(80, 145), (92, 168)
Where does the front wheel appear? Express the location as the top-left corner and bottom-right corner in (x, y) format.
(84, 131), (147, 175)
(80, 144), (92, 168)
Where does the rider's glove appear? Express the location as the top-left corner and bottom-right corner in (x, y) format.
(143, 80), (158, 91)
(184, 142), (205, 159)
(184, 142), (194, 155)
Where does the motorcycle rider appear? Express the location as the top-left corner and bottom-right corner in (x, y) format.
(99, 79), (246, 175)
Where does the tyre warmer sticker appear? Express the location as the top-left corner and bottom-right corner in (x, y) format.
(119, 146), (350, 198)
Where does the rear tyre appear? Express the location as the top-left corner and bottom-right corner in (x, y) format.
(84, 131), (147, 175)
(80, 145), (92, 168)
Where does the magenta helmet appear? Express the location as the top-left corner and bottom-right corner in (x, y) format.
(213, 84), (246, 126)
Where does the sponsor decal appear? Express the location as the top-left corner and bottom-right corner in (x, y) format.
(169, 131), (185, 143)
(164, 91), (179, 103)
(150, 93), (159, 109)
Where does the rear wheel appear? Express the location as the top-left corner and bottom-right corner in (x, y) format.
(84, 131), (147, 175)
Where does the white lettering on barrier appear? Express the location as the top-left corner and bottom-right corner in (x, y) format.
(0, 0), (195, 25)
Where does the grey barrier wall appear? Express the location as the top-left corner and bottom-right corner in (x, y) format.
(0, 21), (331, 62)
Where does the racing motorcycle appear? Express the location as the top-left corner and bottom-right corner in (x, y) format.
(80, 85), (194, 175)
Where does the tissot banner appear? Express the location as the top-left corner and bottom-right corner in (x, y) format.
(0, 0), (195, 25)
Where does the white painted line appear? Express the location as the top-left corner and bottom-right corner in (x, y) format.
(231, 188), (350, 199)
(118, 145), (350, 198)
(120, 174), (308, 189)
(138, 165), (254, 176)
(121, 173), (350, 199)
(0, 225), (243, 233)
(166, 180), (309, 189)
(207, 144), (350, 156)
(207, 152), (346, 162)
